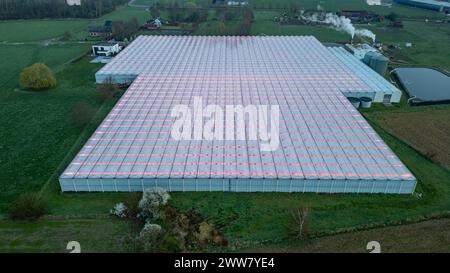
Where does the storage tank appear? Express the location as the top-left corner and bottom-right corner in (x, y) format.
(369, 53), (389, 76)
(363, 51), (377, 65)
(348, 97), (361, 108)
(360, 97), (373, 108)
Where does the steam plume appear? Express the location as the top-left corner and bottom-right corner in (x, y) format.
(302, 12), (376, 42)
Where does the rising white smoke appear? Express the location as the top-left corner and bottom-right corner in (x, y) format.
(302, 12), (376, 43)
(354, 29), (376, 43)
(323, 13), (356, 38)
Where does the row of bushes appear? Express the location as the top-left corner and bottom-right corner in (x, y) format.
(110, 188), (228, 252)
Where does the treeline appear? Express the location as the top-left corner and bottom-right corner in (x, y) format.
(0, 0), (128, 20)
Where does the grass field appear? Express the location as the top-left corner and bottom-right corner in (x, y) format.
(0, 218), (133, 253)
(366, 21), (450, 70)
(0, 6), (151, 42)
(1, 216), (448, 253)
(0, 20), (91, 42)
(0, 46), (108, 212)
(0, 3), (449, 252)
(134, 0), (447, 19)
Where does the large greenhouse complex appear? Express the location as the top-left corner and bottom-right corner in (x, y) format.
(59, 35), (416, 194)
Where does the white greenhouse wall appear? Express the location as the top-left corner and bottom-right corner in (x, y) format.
(59, 178), (416, 194)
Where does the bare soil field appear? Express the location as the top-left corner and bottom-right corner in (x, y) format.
(369, 109), (450, 169)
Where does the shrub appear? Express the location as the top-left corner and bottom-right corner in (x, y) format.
(137, 223), (163, 252)
(19, 63), (57, 90)
(168, 208), (227, 250)
(140, 223), (162, 237)
(138, 188), (170, 220)
(132, 223), (182, 253)
(97, 76), (120, 101)
(110, 202), (128, 218)
(123, 192), (142, 219)
(9, 192), (46, 220)
(110, 193), (142, 219)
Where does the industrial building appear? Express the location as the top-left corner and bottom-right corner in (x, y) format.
(60, 36), (416, 194)
(394, 0), (450, 13)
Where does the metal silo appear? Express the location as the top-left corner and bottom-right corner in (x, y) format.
(370, 53), (389, 76)
(363, 51), (377, 65)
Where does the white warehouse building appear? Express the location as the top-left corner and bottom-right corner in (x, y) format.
(60, 35), (415, 194)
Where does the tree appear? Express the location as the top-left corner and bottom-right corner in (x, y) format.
(289, 206), (310, 240)
(61, 30), (72, 41)
(167, 2), (184, 22)
(150, 3), (161, 19)
(112, 17), (140, 41)
(97, 76), (120, 101)
(289, 1), (300, 15)
(386, 12), (398, 22)
(218, 19), (226, 34)
(238, 7), (253, 36)
(0, 0), (130, 20)
(19, 63), (57, 90)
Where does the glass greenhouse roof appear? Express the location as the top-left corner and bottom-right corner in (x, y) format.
(328, 47), (398, 95)
(60, 36), (415, 192)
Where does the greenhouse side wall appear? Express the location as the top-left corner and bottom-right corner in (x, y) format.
(59, 178), (416, 194)
(95, 72), (138, 84)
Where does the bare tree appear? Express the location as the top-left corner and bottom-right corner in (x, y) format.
(290, 206), (310, 239)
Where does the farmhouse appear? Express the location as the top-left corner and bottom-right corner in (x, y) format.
(59, 36), (416, 194)
(92, 42), (121, 57)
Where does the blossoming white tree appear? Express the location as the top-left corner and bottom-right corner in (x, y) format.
(138, 188), (170, 220)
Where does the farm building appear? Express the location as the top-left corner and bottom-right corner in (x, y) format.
(60, 36), (416, 194)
